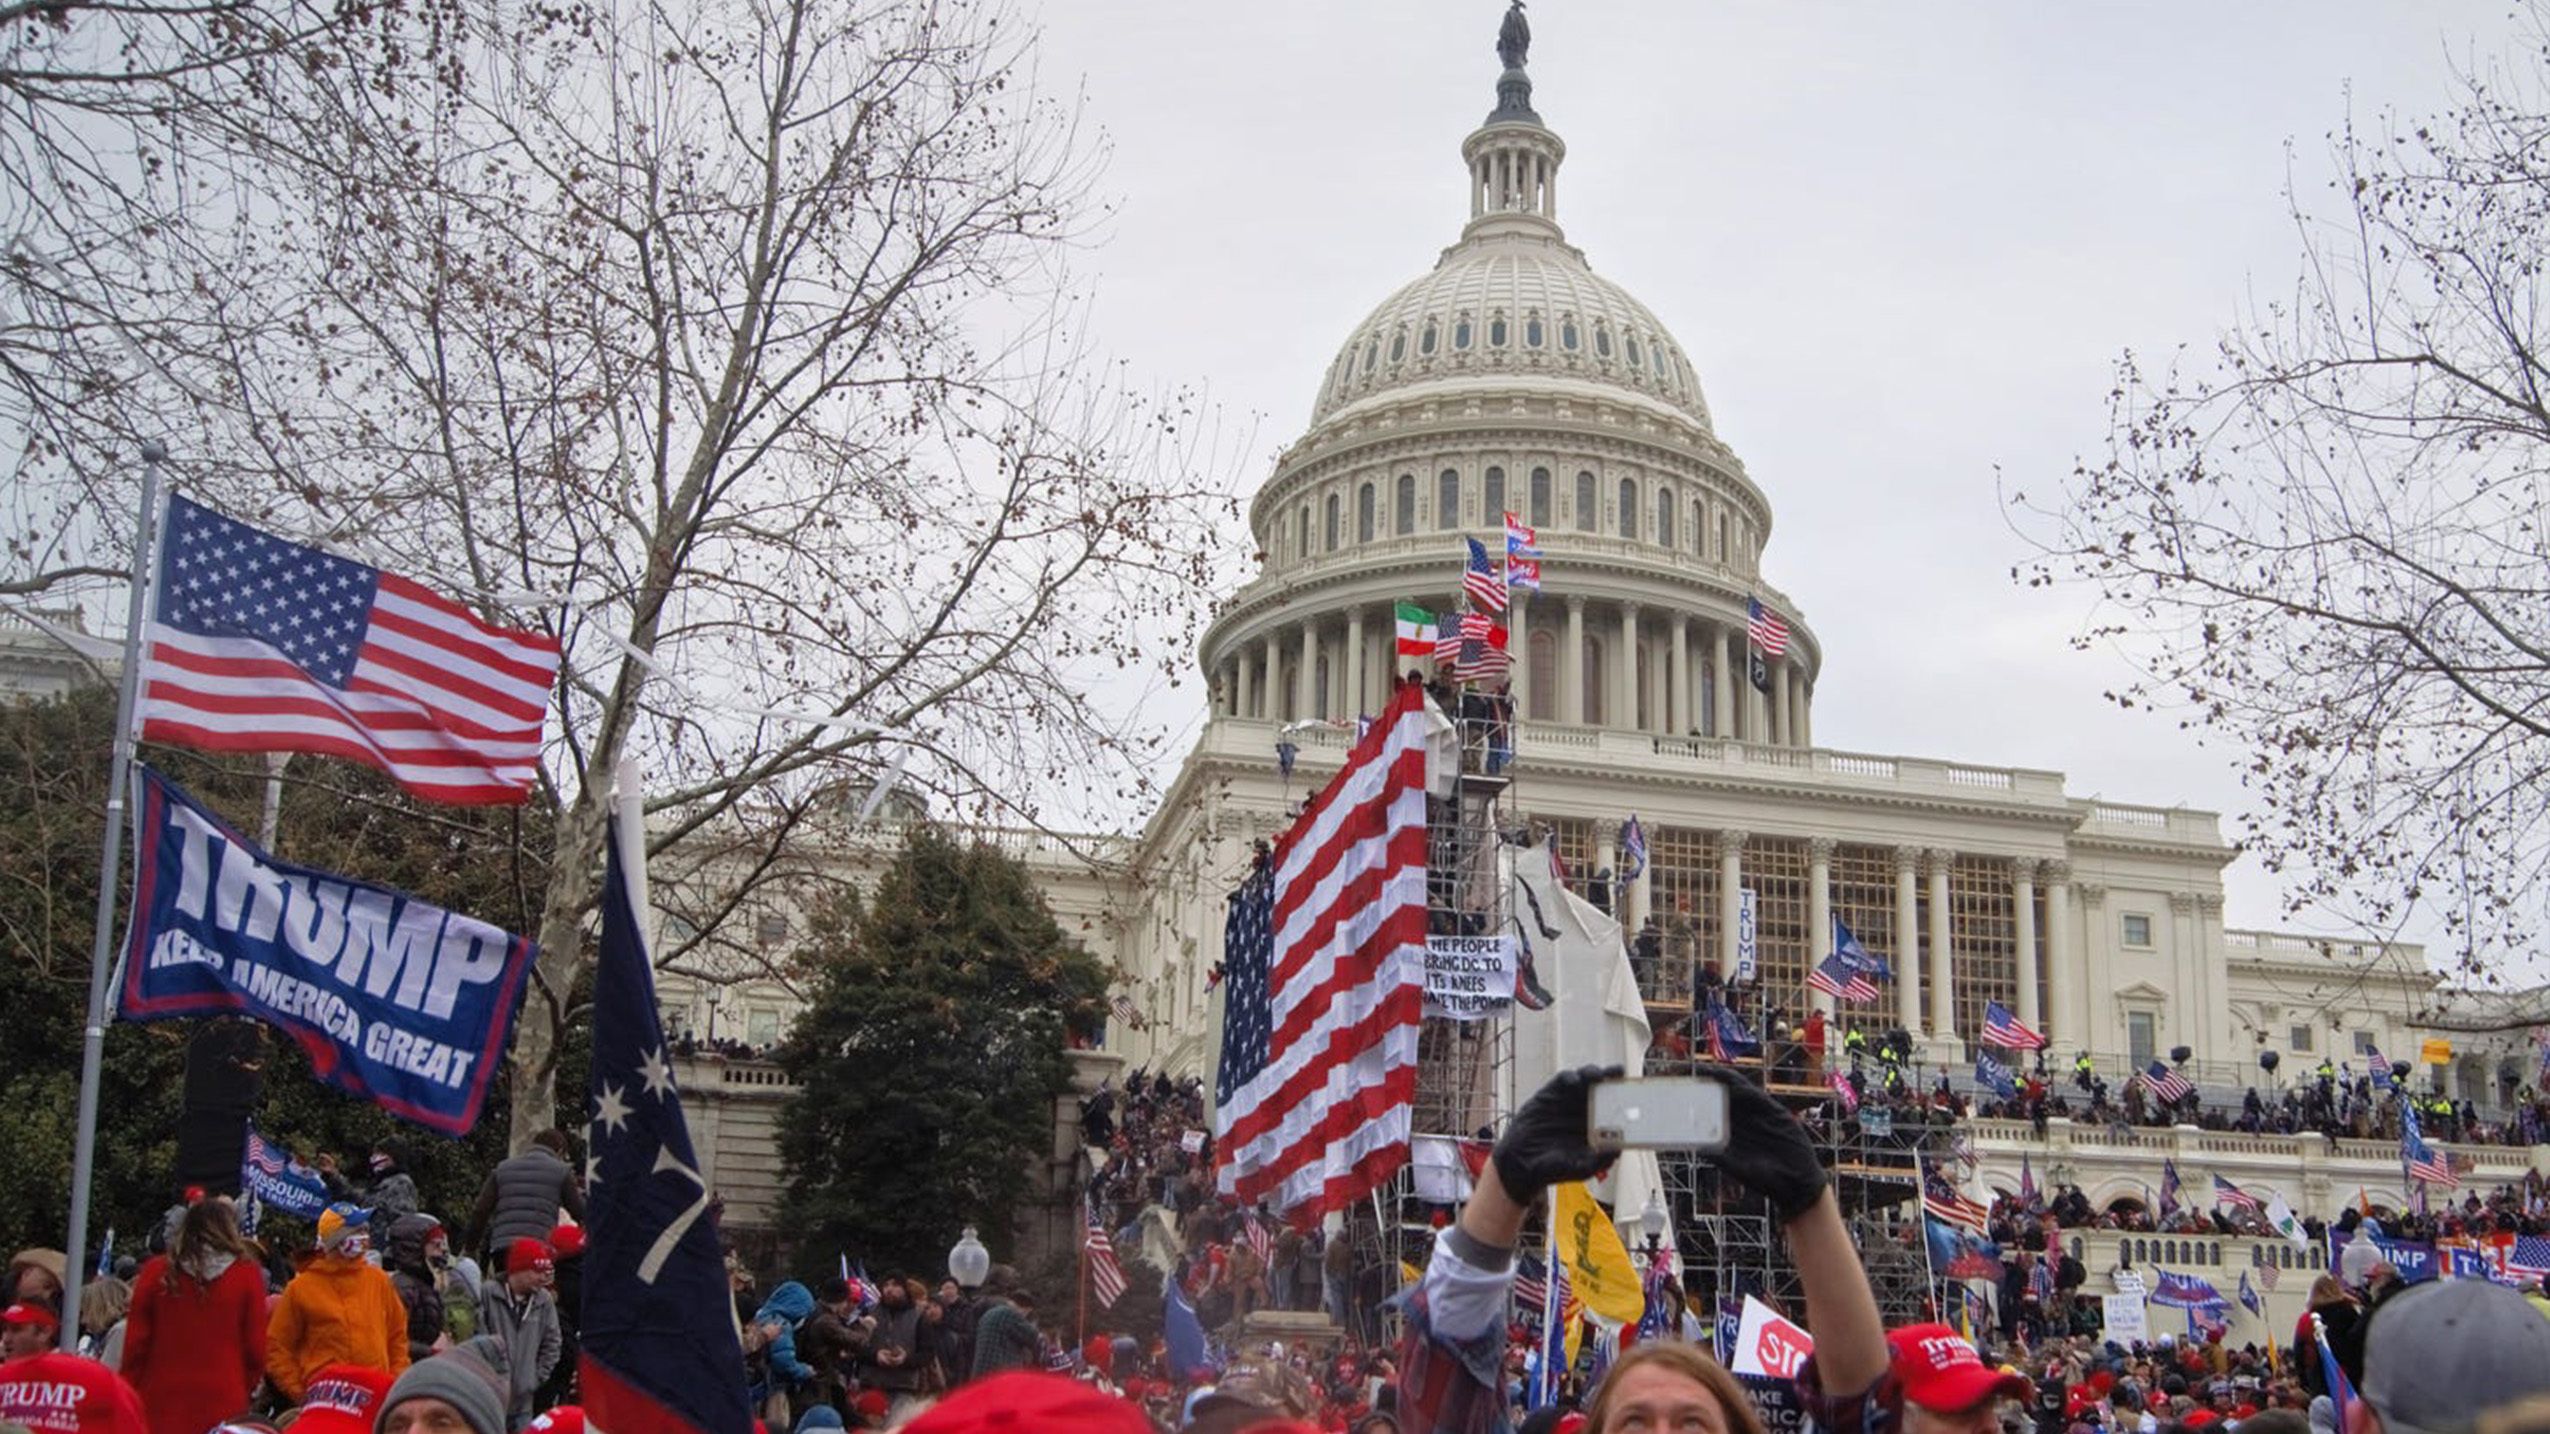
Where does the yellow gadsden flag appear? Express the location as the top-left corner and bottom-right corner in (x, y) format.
(1549, 1180), (1646, 1326)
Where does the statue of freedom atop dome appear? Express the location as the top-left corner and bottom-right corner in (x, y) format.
(1497, 1), (1530, 71)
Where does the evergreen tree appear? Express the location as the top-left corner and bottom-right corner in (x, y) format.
(775, 824), (1108, 1280)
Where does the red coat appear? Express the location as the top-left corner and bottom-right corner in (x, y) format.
(122, 1253), (267, 1434)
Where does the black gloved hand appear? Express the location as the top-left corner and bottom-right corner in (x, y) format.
(1491, 1064), (1625, 1207)
(1697, 1061), (1832, 1221)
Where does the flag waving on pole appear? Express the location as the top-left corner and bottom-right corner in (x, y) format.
(1463, 537), (1509, 613)
(140, 494), (560, 805)
(1619, 816), (1647, 883)
(1214, 680), (1428, 1223)
(580, 800), (751, 1434)
(1981, 1001), (2047, 1051)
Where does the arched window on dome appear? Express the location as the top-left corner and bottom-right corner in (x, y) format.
(1655, 484), (1675, 548)
(1438, 469), (1460, 530)
(1715, 509), (1729, 563)
(1454, 316), (1473, 351)
(1356, 482), (1376, 544)
(1582, 636), (1606, 726)
(1389, 329), (1406, 364)
(1526, 629), (1557, 721)
(1651, 343), (1667, 376)
(1395, 474), (1416, 536)
(1575, 471), (1596, 532)
(1490, 314), (1509, 348)
(1617, 477), (1637, 539)
(1325, 492), (1341, 551)
(1530, 468), (1552, 528)
(1625, 334), (1642, 368)
(1364, 339), (1380, 376)
(1296, 504), (1310, 563)
(1483, 467), (1506, 526)
(1594, 324), (1612, 359)
(1525, 315), (1545, 349)
(1690, 498), (1705, 556)
(1420, 321), (1438, 357)
(1561, 319), (1580, 352)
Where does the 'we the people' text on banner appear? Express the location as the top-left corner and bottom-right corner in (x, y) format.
(118, 767), (537, 1136)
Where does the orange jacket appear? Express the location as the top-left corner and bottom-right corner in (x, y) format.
(265, 1254), (410, 1401)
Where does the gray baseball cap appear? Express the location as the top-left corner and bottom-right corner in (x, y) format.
(2362, 1279), (2550, 1434)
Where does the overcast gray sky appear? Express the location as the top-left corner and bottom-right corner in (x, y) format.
(1025, 1), (2525, 950)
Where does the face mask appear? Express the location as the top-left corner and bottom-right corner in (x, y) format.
(369, 1154), (392, 1173)
(429, 1251), (452, 1271)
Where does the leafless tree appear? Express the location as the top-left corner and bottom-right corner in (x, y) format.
(10, 0), (1232, 1146)
(2018, 11), (2550, 986)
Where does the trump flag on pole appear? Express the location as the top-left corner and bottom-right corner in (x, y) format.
(579, 810), (751, 1434)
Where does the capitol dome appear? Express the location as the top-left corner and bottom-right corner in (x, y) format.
(1310, 217), (1714, 432)
(1198, 27), (1822, 755)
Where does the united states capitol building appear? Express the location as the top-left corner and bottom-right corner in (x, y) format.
(9, 11), (2542, 1329)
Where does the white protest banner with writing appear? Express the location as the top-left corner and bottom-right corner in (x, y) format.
(2102, 1295), (2148, 1344)
(1422, 934), (1514, 1020)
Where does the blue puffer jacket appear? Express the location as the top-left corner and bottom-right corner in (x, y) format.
(754, 1281), (817, 1385)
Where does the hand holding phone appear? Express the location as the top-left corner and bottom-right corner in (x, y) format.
(1587, 1075), (1731, 1152)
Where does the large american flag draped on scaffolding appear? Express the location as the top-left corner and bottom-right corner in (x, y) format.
(1215, 679), (1429, 1223)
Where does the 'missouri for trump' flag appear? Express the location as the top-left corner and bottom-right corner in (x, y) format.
(1215, 679), (1428, 1223)
(580, 811), (751, 1434)
(140, 494), (560, 805)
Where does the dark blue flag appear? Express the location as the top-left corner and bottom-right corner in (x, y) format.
(579, 816), (750, 1434)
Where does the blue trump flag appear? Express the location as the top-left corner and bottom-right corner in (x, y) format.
(1163, 1275), (1212, 1380)
(579, 812), (750, 1434)
(241, 1124), (331, 1218)
(118, 766), (535, 1136)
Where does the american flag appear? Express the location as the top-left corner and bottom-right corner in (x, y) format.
(2258, 1261), (2280, 1293)
(1504, 512), (1541, 559)
(1981, 1001), (2047, 1051)
(1806, 954), (1879, 1003)
(1449, 611), (1511, 683)
(2159, 1159), (2184, 1218)
(1463, 536), (1509, 613)
(2018, 1152), (2039, 1211)
(2213, 1174), (2261, 1213)
(1746, 596), (1790, 658)
(1109, 994), (1145, 1031)
(1214, 681), (1428, 1220)
(1923, 1163), (1989, 1233)
(2142, 1059), (2195, 1104)
(2401, 1103), (2458, 1187)
(1513, 1254), (1549, 1319)
(1085, 1206), (1128, 1308)
(1826, 1067), (1859, 1113)
(2500, 1235), (2550, 1283)
(1239, 1211), (1274, 1268)
(141, 494), (560, 805)
(2367, 1051), (2393, 1090)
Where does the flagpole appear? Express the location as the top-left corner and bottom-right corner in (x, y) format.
(62, 441), (166, 1351)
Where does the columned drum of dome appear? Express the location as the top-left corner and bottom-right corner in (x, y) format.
(1199, 27), (1819, 746)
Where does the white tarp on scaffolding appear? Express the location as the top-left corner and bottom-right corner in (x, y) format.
(1505, 835), (1665, 1218)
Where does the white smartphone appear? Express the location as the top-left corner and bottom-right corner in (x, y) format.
(1588, 1075), (1731, 1152)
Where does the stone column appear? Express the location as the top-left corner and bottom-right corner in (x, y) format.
(2013, 859), (2041, 1036)
(2169, 891), (2200, 1060)
(2044, 861), (2075, 1054)
(1259, 634), (1279, 720)
(1510, 597), (1531, 716)
(1927, 848), (1958, 1051)
(1618, 603), (1641, 732)
(1770, 659), (1790, 746)
(1297, 622), (1317, 720)
(1718, 830), (1749, 984)
(1894, 846), (1922, 1033)
(1711, 624), (1733, 738)
(1807, 837), (1835, 1018)
(1669, 615), (1690, 735)
(1344, 608), (1366, 718)
(1563, 595), (1587, 725)
(1234, 642), (1255, 720)
(1797, 672), (1813, 748)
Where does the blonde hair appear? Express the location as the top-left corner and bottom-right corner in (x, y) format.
(78, 1277), (128, 1335)
(1582, 1341), (1768, 1434)
(2305, 1274), (2348, 1309)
